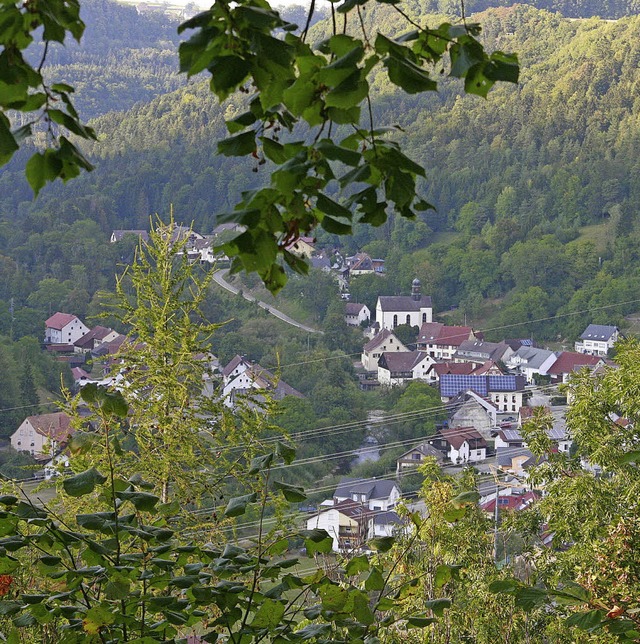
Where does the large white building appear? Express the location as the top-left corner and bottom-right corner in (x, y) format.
(376, 279), (432, 330)
(44, 312), (90, 345)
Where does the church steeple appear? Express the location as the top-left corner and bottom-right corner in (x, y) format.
(411, 278), (421, 301)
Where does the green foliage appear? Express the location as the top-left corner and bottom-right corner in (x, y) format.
(491, 339), (640, 640)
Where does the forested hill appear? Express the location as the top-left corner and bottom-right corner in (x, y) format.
(41, 0), (186, 119)
(418, 0), (640, 18)
(2, 2), (640, 342)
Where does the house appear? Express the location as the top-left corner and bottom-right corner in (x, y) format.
(454, 339), (513, 366)
(333, 478), (401, 511)
(448, 391), (499, 438)
(377, 351), (436, 386)
(345, 253), (375, 276)
(546, 351), (603, 384)
(371, 510), (405, 539)
(575, 324), (620, 356)
(73, 326), (120, 353)
(11, 412), (74, 460)
(375, 279), (432, 330)
(361, 329), (408, 372)
(221, 358), (304, 408)
(44, 312), (90, 345)
(416, 323), (477, 360)
(345, 303), (371, 327)
(494, 425), (572, 453)
(480, 489), (538, 515)
(428, 426), (487, 464)
(505, 346), (557, 383)
(439, 374), (527, 413)
(286, 236), (315, 258)
(306, 500), (373, 552)
(396, 442), (445, 476)
(110, 230), (149, 243)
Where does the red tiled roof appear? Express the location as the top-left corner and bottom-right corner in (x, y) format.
(434, 362), (475, 376)
(439, 426), (486, 451)
(45, 312), (78, 330)
(27, 412), (74, 443)
(546, 351), (601, 375)
(418, 323), (474, 347)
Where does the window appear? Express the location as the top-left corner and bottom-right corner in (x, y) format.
(412, 453), (421, 460)
(393, 315), (398, 327)
(422, 312), (427, 323)
(406, 314), (411, 325)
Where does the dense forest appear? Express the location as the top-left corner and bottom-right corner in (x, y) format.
(2, 0), (640, 439)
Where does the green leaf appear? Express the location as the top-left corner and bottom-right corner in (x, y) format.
(117, 491), (160, 512)
(218, 132), (256, 157)
(226, 110), (257, 134)
(101, 391), (128, 417)
(223, 493), (257, 518)
(425, 598), (451, 616)
(566, 610), (606, 632)
(276, 441), (296, 465)
(104, 578), (130, 600)
(364, 567), (384, 591)
(316, 140), (361, 166)
(489, 579), (520, 594)
(385, 56), (436, 94)
(273, 481), (306, 503)
(345, 554), (369, 576)
(407, 616), (437, 627)
(352, 590), (374, 625)
(0, 114), (18, 165)
(443, 507), (466, 522)
(452, 490), (480, 506)
(67, 432), (100, 456)
(63, 468), (107, 497)
(434, 564), (453, 588)
(248, 453), (274, 475)
(251, 599), (285, 628)
(368, 536), (394, 552)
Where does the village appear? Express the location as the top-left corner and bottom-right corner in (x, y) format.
(6, 224), (624, 555)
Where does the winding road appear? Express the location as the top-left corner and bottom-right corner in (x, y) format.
(212, 269), (323, 334)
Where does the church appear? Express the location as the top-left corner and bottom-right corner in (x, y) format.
(376, 279), (433, 330)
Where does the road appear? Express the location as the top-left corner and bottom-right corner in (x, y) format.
(212, 269), (323, 334)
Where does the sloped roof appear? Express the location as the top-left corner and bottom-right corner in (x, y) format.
(26, 412), (73, 443)
(511, 346), (556, 369)
(345, 303), (367, 316)
(456, 339), (511, 362)
(418, 323), (473, 347)
(377, 295), (432, 312)
(222, 355), (247, 378)
(439, 426), (486, 451)
(472, 360), (504, 375)
(373, 510), (402, 526)
(334, 478), (399, 501)
(45, 312), (78, 330)
(363, 329), (403, 352)
(398, 442), (444, 463)
(546, 351), (601, 375)
(74, 325), (114, 348)
(71, 367), (90, 381)
(379, 351), (430, 372)
(580, 324), (618, 341)
(434, 362), (476, 376)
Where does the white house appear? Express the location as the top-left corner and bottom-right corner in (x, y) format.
(306, 500), (371, 552)
(221, 357), (304, 408)
(574, 324), (620, 356)
(396, 442), (445, 476)
(345, 303), (371, 327)
(333, 478), (401, 511)
(376, 279), (432, 331)
(377, 351), (436, 386)
(429, 426), (487, 464)
(506, 346), (557, 383)
(11, 412), (74, 460)
(416, 323), (476, 360)
(361, 329), (408, 372)
(44, 313), (90, 345)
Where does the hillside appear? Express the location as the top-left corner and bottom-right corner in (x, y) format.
(1, 1), (640, 341)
